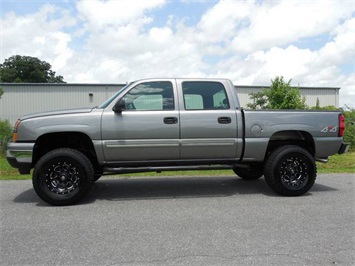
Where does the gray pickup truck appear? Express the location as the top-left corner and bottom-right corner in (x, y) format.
(7, 78), (349, 205)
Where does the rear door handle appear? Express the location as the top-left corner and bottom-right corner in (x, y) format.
(218, 117), (231, 124)
(164, 117), (178, 124)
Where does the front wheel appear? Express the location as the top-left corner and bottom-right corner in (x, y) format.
(264, 145), (316, 196)
(33, 148), (94, 206)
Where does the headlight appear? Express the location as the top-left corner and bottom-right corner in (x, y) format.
(13, 119), (21, 142)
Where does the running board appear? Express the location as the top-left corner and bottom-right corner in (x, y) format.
(103, 165), (235, 175)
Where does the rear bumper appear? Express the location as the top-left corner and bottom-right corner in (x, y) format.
(6, 142), (35, 174)
(338, 142), (350, 154)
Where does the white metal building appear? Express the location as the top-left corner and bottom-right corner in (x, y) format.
(237, 85), (340, 109)
(0, 83), (340, 125)
(0, 83), (124, 124)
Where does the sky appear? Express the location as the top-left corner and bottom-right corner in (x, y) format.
(1, 0), (354, 108)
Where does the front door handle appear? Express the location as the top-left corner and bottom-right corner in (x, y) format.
(218, 117), (231, 124)
(164, 117), (178, 124)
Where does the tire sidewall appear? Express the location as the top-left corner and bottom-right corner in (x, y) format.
(33, 148), (94, 206)
(264, 145), (316, 196)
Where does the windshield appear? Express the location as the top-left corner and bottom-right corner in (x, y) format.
(98, 83), (131, 108)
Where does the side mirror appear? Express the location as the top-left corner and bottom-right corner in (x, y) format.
(112, 98), (125, 113)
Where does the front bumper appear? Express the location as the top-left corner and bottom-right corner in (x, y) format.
(6, 142), (35, 174)
(338, 142), (350, 154)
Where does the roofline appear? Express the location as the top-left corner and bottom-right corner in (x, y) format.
(0, 83), (126, 86)
(0, 82), (341, 90)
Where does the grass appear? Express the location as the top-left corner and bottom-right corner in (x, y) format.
(1, 152), (354, 180)
(316, 152), (355, 173)
(0, 156), (32, 180)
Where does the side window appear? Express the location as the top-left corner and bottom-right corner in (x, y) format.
(182, 81), (230, 110)
(124, 81), (174, 111)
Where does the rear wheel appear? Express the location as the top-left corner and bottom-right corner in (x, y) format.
(264, 145), (316, 196)
(33, 148), (94, 206)
(233, 167), (263, 180)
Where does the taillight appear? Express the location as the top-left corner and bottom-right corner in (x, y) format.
(338, 114), (345, 137)
(13, 119), (21, 142)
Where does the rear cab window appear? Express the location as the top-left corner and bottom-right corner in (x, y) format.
(182, 81), (230, 110)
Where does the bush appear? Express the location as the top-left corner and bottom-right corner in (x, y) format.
(343, 107), (355, 152)
(0, 119), (13, 155)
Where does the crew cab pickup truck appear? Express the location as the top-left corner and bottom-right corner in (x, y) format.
(7, 78), (349, 205)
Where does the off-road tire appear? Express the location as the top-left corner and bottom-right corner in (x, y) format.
(264, 145), (316, 196)
(33, 148), (94, 206)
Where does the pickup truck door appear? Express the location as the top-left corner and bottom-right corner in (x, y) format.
(101, 80), (180, 162)
(177, 80), (238, 159)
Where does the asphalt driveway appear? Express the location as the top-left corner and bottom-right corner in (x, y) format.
(1, 174), (354, 265)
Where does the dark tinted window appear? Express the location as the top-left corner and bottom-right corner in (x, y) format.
(182, 81), (230, 110)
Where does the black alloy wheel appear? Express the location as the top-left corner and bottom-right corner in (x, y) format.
(33, 148), (94, 206)
(264, 145), (316, 196)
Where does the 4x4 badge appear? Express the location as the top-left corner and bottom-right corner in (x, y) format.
(321, 126), (338, 133)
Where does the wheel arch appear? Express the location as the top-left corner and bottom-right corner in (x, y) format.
(266, 130), (315, 157)
(33, 132), (100, 171)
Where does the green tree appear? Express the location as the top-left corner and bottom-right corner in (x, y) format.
(342, 106), (355, 152)
(0, 119), (13, 155)
(0, 88), (3, 98)
(247, 76), (307, 109)
(246, 91), (268, 109)
(0, 55), (65, 83)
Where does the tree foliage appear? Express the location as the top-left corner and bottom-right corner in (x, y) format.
(0, 119), (13, 155)
(246, 91), (268, 109)
(342, 107), (355, 151)
(247, 76), (307, 109)
(0, 55), (65, 83)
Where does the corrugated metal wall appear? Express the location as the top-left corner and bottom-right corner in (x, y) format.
(237, 85), (339, 108)
(298, 87), (339, 107)
(236, 86), (263, 108)
(0, 83), (339, 124)
(0, 84), (124, 124)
